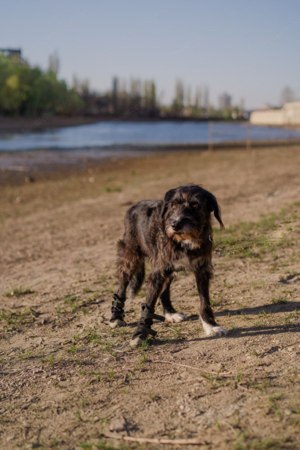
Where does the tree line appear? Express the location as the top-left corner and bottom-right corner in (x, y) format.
(0, 53), (244, 119)
(0, 54), (82, 116)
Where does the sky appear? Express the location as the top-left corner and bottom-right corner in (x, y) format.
(1, 0), (300, 109)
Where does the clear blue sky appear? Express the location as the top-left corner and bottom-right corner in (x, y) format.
(1, 0), (299, 109)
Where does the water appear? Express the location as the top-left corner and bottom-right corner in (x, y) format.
(0, 120), (300, 152)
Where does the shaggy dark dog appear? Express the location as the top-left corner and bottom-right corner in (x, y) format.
(110, 184), (227, 347)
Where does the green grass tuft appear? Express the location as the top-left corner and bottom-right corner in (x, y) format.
(215, 204), (299, 259)
(4, 286), (34, 297)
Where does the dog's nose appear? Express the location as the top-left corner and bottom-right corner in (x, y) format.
(171, 220), (183, 231)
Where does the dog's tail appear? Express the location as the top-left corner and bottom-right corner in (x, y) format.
(208, 193), (224, 229)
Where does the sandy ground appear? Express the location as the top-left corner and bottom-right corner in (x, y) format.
(0, 146), (300, 450)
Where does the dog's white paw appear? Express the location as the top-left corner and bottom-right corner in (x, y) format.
(201, 320), (228, 337)
(209, 326), (228, 337)
(165, 312), (187, 323)
(129, 336), (143, 348)
(109, 319), (126, 329)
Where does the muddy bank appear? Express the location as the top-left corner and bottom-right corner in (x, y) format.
(0, 116), (100, 135)
(0, 147), (158, 186)
(1, 140), (300, 187)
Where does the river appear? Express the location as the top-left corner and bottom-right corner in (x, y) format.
(0, 120), (300, 152)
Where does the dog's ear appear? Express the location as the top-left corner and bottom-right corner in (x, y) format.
(161, 188), (177, 219)
(164, 188), (177, 203)
(207, 193), (224, 229)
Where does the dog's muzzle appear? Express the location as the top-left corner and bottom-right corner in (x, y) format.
(171, 219), (184, 232)
(170, 218), (195, 234)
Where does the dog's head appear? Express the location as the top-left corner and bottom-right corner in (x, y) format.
(161, 184), (224, 249)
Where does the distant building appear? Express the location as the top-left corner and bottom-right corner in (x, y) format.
(0, 48), (22, 58)
(250, 101), (300, 126)
(219, 92), (232, 110)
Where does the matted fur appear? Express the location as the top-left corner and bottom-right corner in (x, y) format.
(110, 184), (227, 345)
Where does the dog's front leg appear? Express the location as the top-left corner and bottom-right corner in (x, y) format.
(193, 262), (227, 337)
(130, 270), (166, 348)
(160, 275), (187, 323)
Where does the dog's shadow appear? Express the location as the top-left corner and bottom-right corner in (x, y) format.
(150, 300), (300, 346)
(215, 300), (300, 317)
(120, 301), (300, 347)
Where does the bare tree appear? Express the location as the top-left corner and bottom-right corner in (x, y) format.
(172, 79), (185, 114)
(143, 80), (156, 110)
(280, 86), (295, 105)
(194, 87), (202, 110)
(48, 51), (60, 76)
(129, 78), (142, 115)
(203, 85), (210, 111)
(111, 76), (119, 114)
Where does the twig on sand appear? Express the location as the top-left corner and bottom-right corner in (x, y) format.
(103, 433), (205, 445)
(151, 359), (203, 371)
(150, 359), (229, 376)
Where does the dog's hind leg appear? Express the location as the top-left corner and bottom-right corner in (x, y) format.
(160, 275), (187, 323)
(110, 240), (143, 328)
(128, 257), (145, 300)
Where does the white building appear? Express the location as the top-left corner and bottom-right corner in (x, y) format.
(250, 101), (300, 126)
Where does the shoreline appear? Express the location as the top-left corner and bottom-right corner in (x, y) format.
(1, 140), (300, 187)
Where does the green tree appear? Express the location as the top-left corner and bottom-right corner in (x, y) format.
(0, 54), (82, 117)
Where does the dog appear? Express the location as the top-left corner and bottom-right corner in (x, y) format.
(110, 184), (227, 347)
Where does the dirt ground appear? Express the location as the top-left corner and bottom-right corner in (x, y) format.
(0, 146), (299, 450)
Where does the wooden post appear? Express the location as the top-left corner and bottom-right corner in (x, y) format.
(208, 121), (213, 151)
(246, 122), (251, 149)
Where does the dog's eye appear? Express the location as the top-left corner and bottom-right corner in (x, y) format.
(172, 199), (182, 206)
(190, 202), (199, 208)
